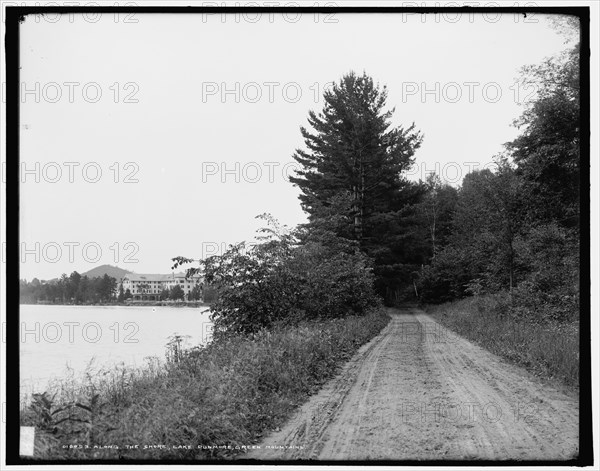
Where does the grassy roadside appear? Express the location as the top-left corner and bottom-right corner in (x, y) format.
(424, 294), (579, 389)
(21, 308), (390, 460)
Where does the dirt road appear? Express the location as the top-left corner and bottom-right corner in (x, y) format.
(247, 307), (579, 461)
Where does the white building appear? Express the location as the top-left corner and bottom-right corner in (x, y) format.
(121, 272), (203, 301)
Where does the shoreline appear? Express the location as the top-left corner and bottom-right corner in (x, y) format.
(20, 301), (212, 308)
(19, 309), (390, 460)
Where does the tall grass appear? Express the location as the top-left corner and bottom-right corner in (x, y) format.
(425, 294), (579, 388)
(20, 308), (390, 460)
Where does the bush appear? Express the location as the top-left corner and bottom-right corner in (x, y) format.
(511, 222), (579, 323)
(174, 215), (381, 337)
(416, 246), (474, 303)
(201, 285), (217, 303)
(286, 243), (380, 320)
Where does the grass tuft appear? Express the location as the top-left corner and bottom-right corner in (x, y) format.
(425, 294), (579, 388)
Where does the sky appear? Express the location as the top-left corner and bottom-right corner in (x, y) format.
(16, 10), (578, 280)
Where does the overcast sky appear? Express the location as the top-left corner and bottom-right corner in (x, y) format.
(17, 11), (577, 280)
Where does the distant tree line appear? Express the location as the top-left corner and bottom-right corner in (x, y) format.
(20, 272), (118, 304)
(156, 284), (203, 302)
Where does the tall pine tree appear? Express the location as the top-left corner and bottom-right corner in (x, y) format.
(290, 71), (423, 301)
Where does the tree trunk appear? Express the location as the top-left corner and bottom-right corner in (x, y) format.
(359, 160), (365, 243)
(353, 158), (365, 244)
(430, 207), (437, 261)
(353, 184), (361, 241)
(508, 228), (514, 302)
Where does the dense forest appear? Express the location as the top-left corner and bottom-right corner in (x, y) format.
(174, 27), (580, 334)
(294, 35), (580, 320)
(416, 39), (580, 323)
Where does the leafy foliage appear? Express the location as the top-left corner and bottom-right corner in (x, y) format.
(169, 284), (185, 301)
(507, 44), (580, 227)
(417, 42), (581, 326)
(173, 214), (380, 337)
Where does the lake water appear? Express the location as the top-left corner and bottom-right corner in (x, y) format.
(19, 305), (213, 399)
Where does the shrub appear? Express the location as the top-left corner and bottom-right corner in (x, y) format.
(416, 246), (474, 303)
(286, 243), (380, 320)
(173, 215), (380, 337)
(510, 222), (579, 323)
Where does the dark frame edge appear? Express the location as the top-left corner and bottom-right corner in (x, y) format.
(3, 4), (594, 467)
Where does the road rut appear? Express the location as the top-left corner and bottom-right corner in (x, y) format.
(247, 307), (579, 461)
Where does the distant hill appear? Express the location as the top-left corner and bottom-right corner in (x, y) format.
(81, 265), (132, 281)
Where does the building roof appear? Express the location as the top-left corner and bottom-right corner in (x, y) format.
(171, 272), (202, 280)
(123, 274), (173, 282)
(123, 272), (203, 282)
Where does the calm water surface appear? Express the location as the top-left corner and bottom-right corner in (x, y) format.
(20, 305), (212, 397)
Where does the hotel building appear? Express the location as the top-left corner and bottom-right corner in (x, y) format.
(121, 272), (203, 301)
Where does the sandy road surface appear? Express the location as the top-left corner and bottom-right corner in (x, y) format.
(247, 307), (579, 461)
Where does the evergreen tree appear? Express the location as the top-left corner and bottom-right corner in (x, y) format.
(291, 71), (422, 245)
(290, 71), (423, 301)
(190, 284), (203, 301)
(77, 276), (90, 303)
(68, 271), (81, 302)
(170, 285), (185, 301)
(117, 284), (125, 303)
